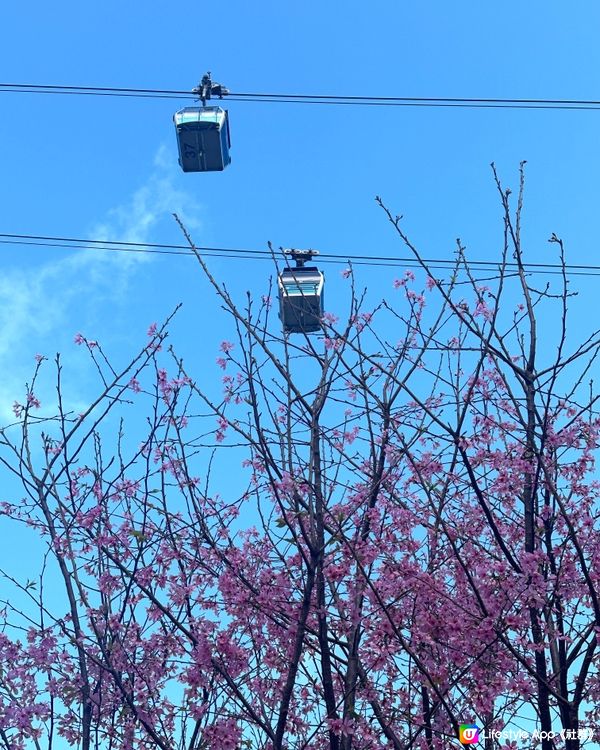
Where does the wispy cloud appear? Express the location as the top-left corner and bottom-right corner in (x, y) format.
(0, 146), (204, 420)
(91, 144), (203, 245)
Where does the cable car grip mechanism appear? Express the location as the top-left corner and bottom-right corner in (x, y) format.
(283, 248), (320, 268)
(193, 71), (230, 106)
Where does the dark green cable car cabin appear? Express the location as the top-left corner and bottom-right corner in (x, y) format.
(278, 250), (325, 334)
(174, 106), (231, 172)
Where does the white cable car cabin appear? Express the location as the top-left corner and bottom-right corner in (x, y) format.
(173, 106), (231, 172)
(278, 250), (325, 334)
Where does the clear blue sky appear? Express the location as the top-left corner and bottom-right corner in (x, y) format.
(1, 1), (600, 401)
(1, 1), (600, 540)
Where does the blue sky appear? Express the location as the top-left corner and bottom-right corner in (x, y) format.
(1, 1), (600, 403)
(1, 0), (600, 538)
(0, 4), (598, 518)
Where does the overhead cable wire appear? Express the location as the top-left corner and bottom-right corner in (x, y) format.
(3, 82), (600, 111)
(2, 232), (600, 277)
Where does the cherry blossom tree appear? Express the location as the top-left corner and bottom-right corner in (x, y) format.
(1, 165), (599, 750)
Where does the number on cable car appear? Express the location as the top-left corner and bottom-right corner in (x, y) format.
(278, 250), (325, 334)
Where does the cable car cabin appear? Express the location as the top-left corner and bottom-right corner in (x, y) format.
(278, 266), (325, 333)
(173, 107), (231, 172)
